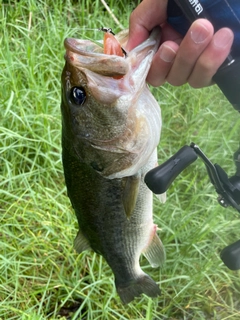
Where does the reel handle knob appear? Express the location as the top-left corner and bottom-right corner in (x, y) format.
(220, 240), (240, 270)
(144, 146), (198, 194)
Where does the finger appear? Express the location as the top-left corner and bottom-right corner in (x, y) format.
(187, 28), (234, 88)
(147, 41), (179, 86)
(146, 23), (183, 86)
(167, 19), (214, 86)
(126, 0), (168, 50)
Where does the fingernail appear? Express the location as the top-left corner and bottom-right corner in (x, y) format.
(190, 21), (209, 44)
(159, 44), (176, 62)
(214, 28), (233, 48)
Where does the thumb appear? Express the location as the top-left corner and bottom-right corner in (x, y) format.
(126, 0), (167, 50)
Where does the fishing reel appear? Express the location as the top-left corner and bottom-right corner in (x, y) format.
(145, 0), (240, 270)
(145, 143), (240, 270)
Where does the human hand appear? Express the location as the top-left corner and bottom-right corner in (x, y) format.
(126, 0), (234, 88)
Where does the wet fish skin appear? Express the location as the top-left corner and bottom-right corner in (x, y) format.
(61, 27), (166, 304)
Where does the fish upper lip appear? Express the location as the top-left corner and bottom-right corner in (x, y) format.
(64, 26), (161, 58)
(64, 38), (128, 60)
(64, 38), (79, 51)
(64, 38), (105, 57)
(64, 38), (129, 78)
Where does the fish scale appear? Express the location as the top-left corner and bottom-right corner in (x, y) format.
(61, 27), (166, 304)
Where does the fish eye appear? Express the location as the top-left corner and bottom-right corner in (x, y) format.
(70, 86), (86, 106)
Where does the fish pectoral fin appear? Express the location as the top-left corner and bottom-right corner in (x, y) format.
(122, 175), (140, 218)
(155, 192), (167, 203)
(74, 230), (91, 253)
(143, 232), (166, 268)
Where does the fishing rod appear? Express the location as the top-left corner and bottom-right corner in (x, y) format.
(145, 0), (240, 270)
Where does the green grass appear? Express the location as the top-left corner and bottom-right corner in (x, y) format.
(1, 0), (240, 319)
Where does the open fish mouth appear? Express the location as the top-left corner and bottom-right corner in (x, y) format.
(63, 27), (161, 77)
(64, 37), (129, 77)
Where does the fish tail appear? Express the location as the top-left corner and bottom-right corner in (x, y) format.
(116, 273), (161, 304)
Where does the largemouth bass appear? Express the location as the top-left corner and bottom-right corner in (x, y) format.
(61, 27), (165, 304)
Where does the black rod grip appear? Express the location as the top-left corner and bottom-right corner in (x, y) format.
(172, 0), (240, 112)
(173, 0), (209, 21)
(213, 60), (240, 112)
(145, 146), (198, 194)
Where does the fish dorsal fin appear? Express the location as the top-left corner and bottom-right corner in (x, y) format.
(74, 230), (91, 253)
(143, 229), (166, 268)
(122, 174), (140, 218)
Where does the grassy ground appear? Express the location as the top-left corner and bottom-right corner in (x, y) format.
(1, 0), (240, 319)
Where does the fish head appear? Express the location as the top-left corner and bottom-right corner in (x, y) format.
(61, 27), (162, 178)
